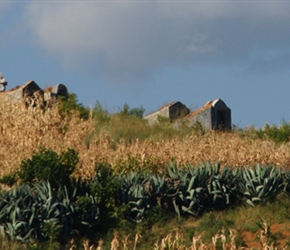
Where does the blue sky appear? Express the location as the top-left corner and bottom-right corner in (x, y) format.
(1, 0), (290, 128)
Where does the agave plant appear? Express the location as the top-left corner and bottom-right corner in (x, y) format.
(118, 173), (152, 222)
(166, 163), (211, 217)
(0, 180), (100, 243)
(206, 163), (238, 210)
(0, 185), (34, 242)
(237, 164), (284, 206)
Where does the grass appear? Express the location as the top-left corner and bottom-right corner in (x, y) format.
(92, 194), (290, 249)
(1, 97), (290, 248)
(1, 99), (290, 179)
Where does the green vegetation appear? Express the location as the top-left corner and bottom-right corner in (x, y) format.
(2, 94), (290, 248)
(0, 148), (78, 188)
(257, 121), (290, 144)
(60, 93), (290, 144)
(1, 149), (290, 248)
(58, 93), (90, 120)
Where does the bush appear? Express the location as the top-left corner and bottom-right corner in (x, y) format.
(0, 172), (18, 186)
(91, 163), (119, 215)
(118, 103), (145, 118)
(58, 93), (90, 120)
(257, 121), (290, 144)
(18, 147), (78, 187)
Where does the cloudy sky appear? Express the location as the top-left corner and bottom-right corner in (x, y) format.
(1, 0), (290, 128)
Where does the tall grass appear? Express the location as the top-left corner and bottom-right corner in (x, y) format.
(1, 98), (290, 179)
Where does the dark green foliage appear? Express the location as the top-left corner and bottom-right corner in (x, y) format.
(165, 162), (238, 217)
(117, 173), (152, 222)
(90, 163), (119, 223)
(119, 103), (145, 118)
(18, 148), (78, 188)
(256, 121), (290, 144)
(58, 93), (90, 120)
(2, 158), (290, 246)
(237, 165), (284, 206)
(93, 101), (111, 124)
(0, 181), (99, 244)
(0, 172), (18, 186)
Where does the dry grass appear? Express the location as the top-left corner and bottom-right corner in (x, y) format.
(1, 101), (290, 180)
(93, 226), (288, 250)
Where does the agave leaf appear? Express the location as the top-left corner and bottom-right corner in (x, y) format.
(181, 206), (196, 216)
(195, 187), (203, 193)
(172, 198), (180, 218)
(187, 189), (196, 200)
(246, 199), (255, 207)
(256, 185), (264, 193)
(167, 164), (179, 180)
(243, 191), (251, 197)
(252, 197), (262, 203)
(187, 176), (196, 192)
(213, 162), (220, 176)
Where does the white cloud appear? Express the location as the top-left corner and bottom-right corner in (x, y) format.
(22, 1), (290, 83)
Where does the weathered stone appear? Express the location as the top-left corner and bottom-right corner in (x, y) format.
(0, 79), (68, 107)
(173, 98), (232, 131)
(144, 101), (190, 125)
(0, 73), (8, 92)
(0, 80), (44, 104)
(44, 83), (68, 105)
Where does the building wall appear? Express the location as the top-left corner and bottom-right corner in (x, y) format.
(173, 108), (213, 130)
(145, 101), (189, 125)
(173, 99), (232, 131)
(145, 106), (170, 125)
(0, 81), (43, 103)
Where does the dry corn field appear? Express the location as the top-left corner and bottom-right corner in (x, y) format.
(1, 101), (290, 179)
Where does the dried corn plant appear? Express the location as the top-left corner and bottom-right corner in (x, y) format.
(1, 100), (290, 180)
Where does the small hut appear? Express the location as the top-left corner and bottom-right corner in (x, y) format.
(0, 80), (44, 104)
(44, 83), (69, 103)
(173, 98), (231, 131)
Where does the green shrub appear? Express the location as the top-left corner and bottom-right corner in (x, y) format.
(0, 172), (18, 186)
(58, 93), (90, 120)
(90, 163), (119, 222)
(256, 121), (290, 144)
(118, 103), (145, 118)
(93, 101), (111, 124)
(18, 147), (78, 187)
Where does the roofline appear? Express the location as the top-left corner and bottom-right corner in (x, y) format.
(173, 98), (223, 123)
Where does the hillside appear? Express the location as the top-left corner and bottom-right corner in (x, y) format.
(1, 96), (290, 249)
(0, 97), (290, 178)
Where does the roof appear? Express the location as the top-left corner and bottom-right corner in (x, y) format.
(174, 98), (222, 122)
(8, 80), (37, 92)
(145, 100), (179, 117)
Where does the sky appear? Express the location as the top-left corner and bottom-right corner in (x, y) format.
(1, 0), (290, 128)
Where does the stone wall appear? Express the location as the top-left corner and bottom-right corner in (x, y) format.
(0, 80), (68, 107)
(144, 101), (190, 125)
(173, 99), (231, 131)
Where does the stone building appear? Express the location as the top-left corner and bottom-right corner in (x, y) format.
(173, 98), (231, 131)
(44, 83), (69, 103)
(0, 73), (8, 92)
(144, 101), (190, 125)
(0, 80), (44, 104)
(0, 80), (68, 107)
